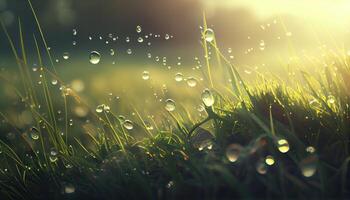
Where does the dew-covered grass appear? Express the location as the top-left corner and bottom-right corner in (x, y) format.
(0, 2), (350, 199)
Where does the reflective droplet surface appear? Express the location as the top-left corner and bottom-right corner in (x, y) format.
(165, 99), (176, 112)
(327, 95), (335, 104)
(51, 79), (58, 85)
(96, 104), (110, 113)
(123, 120), (134, 130)
(138, 37), (144, 43)
(49, 148), (58, 162)
(63, 52), (70, 60)
(300, 155), (318, 177)
(187, 77), (198, 87)
(175, 73), (183, 82)
(136, 25), (142, 33)
(142, 71), (150, 80)
(29, 127), (40, 140)
(277, 139), (290, 153)
(265, 155), (275, 165)
(89, 51), (101, 64)
(256, 160), (268, 174)
(226, 144), (242, 162)
(201, 88), (215, 107)
(64, 183), (75, 194)
(126, 49), (132, 55)
(204, 28), (214, 42)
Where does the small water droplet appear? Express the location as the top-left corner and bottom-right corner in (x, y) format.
(201, 88), (215, 107)
(126, 49), (132, 55)
(64, 183), (75, 194)
(136, 25), (142, 33)
(204, 28), (214, 42)
(165, 99), (176, 112)
(165, 34), (170, 40)
(265, 155), (275, 165)
(29, 127), (40, 140)
(63, 52), (70, 60)
(300, 155), (318, 177)
(72, 28), (77, 36)
(123, 120), (134, 130)
(175, 73), (183, 82)
(277, 139), (290, 153)
(327, 95), (335, 104)
(226, 144), (242, 162)
(137, 37), (144, 43)
(89, 51), (101, 64)
(142, 71), (150, 80)
(51, 79), (58, 85)
(187, 77), (198, 87)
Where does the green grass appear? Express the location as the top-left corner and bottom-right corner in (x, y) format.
(0, 1), (350, 199)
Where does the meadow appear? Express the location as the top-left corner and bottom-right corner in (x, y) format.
(0, 1), (350, 199)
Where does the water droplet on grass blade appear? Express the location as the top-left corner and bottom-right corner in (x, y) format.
(142, 71), (150, 80)
(89, 51), (101, 64)
(226, 144), (242, 162)
(63, 52), (70, 60)
(204, 28), (214, 42)
(175, 73), (183, 82)
(127, 49), (132, 55)
(123, 120), (134, 130)
(277, 139), (290, 153)
(30, 127), (40, 140)
(327, 95), (335, 104)
(51, 79), (58, 85)
(187, 77), (198, 87)
(136, 25), (142, 33)
(265, 155), (275, 165)
(64, 183), (75, 194)
(201, 88), (214, 107)
(165, 99), (176, 112)
(300, 155), (318, 177)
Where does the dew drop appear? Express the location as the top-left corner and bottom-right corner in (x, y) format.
(72, 28), (77, 36)
(226, 144), (242, 162)
(123, 120), (134, 130)
(175, 73), (183, 82)
(142, 71), (150, 80)
(187, 77), (198, 87)
(327, 95), (335, 104)
(300, 155), (318, 177)
(277, 139), (290, 153)
(63, 52), (70, 60)
(265, 155), (275, 165)
(165, 34), (170, 40)
(138, 37), (144, 43)
(29, 127), (40, 140)
(201, 88), (215, 107)
(126, 49), (132, 55)
(165, 99), (176, 112)
(51, 79), (58, 85)
(204, 28), (214, 42)
(64, 183), (76, 194)
(136, 25), (142, 33)
(89, 51), (101, 64)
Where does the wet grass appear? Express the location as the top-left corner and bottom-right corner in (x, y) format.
(0, 1), (350, 199)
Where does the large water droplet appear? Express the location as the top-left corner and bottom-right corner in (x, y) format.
(29, 127), (40, 140)
(63, 52), (70, 60)
(89, 51), (101, 64)
(187, 77), (198, 87)
(226, 144), (242, 162)
(165, 99), (176, 112)
(300, 155), (318, 177)
(123, 120), (134, 130)
(204, 28), (214, 42)
(136, 25), (142, 33)
(201, 88), (215, 107)
(142, 71), (150, 80)
(277, 139), (290, 153)
(327, 95), (335, 104)
(175, 73), (183, 82)
(64, 183), (76, 194)
(265, 155), (275, 165)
